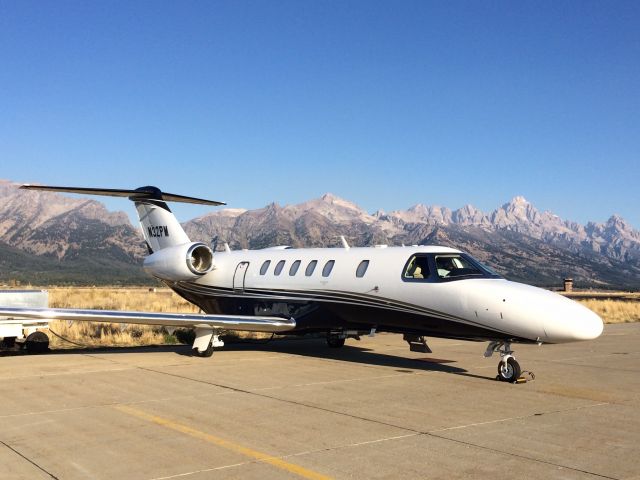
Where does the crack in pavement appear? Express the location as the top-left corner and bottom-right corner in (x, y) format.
(0, 440), (59, 479)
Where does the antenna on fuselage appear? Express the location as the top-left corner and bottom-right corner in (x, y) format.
(340, 236), (350, 250)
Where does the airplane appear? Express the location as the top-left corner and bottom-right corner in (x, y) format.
(0, 185), (604, 382)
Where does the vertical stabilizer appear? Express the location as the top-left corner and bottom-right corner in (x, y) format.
(135, 200), (191, 252)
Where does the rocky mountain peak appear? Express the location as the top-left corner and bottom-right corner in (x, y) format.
(599, 214), (640, 244)
(606, 214), (632, 231)
(452, 204), (489, 226)
(511, 195), (529, 205)
(294, 194), (373, 224)
(491, 196), (542, 228)
(216, 208), (247, 218)
(320, 192), (340, 202)
(392, 204), (452, 225)
(314, 193), (362, 211)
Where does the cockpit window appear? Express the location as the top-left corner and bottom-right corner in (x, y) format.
(403, 255), (430, 280)
(435, 254), (484, 279)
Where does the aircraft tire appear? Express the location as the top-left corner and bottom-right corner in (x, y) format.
(497, 357), (521, 382)
(25, 331), (49, 354)
(326, 335), (345, 348)
(193, 344), (214, 357)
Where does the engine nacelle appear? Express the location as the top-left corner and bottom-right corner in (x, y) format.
(143, 242), (214, 281)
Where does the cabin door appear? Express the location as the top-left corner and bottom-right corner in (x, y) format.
(233, 262), (249, 292)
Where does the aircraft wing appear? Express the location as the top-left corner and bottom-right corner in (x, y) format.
(0, 307), (296, 333)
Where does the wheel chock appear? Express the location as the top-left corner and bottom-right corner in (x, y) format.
(514, 371), (536, 384)
(494, 371), (535, 384)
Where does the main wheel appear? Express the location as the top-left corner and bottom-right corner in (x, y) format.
(25, 331), (49, 354)
(326, 335), (345, 348)
(192, 343), (214, 357)
(497, 357), (521, 382)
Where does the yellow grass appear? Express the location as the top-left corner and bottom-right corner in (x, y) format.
(47, 287), (199, 349)
(577, 299), (640, 324)
(49, 287), (200, 312)
(45, 287), (268, 349)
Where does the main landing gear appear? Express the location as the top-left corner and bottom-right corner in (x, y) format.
(484, 341), (522, 383)
(192, 328), (224, 357)
(326, 332), (346, 348)
(326, 329), (373, 348)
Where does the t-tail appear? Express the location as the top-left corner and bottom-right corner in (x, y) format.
(20, 184), (225, 281)
(132, 187), (195, 252)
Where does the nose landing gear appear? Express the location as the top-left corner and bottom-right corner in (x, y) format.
(485, 341), (522, 383)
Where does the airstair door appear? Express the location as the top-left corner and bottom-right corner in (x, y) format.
(233, 262), (249, 292)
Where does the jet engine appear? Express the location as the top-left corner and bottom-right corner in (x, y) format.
(143, 242), (214, 281)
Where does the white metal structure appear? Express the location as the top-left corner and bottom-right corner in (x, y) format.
(0, 185), (603, 381)
(0, 290), (50, 353)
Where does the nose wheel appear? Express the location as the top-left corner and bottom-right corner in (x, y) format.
(485, 341), (522, 383)
(497, 356), (521, 382)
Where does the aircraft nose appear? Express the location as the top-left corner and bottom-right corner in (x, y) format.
(543, 300), (604, 342)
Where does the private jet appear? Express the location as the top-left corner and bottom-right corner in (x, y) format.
(0, 185), (603, 382)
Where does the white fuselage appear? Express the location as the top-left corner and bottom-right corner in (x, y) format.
(170, 245), (603, 344)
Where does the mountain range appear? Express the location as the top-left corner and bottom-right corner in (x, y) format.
(0, 180), (147, 284)
(1, 179), (639, 288)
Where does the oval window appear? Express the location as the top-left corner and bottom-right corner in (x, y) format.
(322, 260), (335, 277)
(260, 260), (271, 275)
(289, 260), (301, 276)
(274, 260), (286, 276)
(356, 260), (369, 278)
(305, 260), (318, 276)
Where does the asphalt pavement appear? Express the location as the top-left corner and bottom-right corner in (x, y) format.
(1, 323), (639, 479)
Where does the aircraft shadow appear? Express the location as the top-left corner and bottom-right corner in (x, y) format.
(1, 337), (492, 381)
(219, 338), (491, 380)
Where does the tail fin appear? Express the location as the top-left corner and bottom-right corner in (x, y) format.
(20, 184), (225, 252)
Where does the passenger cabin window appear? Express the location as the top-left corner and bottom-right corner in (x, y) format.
(305, 260), (318, 276)
(435, 254), (484, 279)
(260, 260), (271, 275)
(274, 260), (286, 276)
(289, 260), (301, 276)
(403, 255), (430, 281)
(356, 260), (369, 278)
(322, 260), (335, 277)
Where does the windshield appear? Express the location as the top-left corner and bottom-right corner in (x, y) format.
(434, 254), (498, 280)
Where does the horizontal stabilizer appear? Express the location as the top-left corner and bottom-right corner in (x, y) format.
(0, 307), (295, 333)
(20, 185), (226, 206)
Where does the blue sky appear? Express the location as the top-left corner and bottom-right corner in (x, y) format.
(1, 1), (639, 227)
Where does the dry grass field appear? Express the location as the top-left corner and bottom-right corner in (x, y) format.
(47, 287), (200, 349)
(576, 299), (640, 324)
(24, 288), (640, 349)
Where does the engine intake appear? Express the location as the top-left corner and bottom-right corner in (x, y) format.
(143, 242), (214, 281)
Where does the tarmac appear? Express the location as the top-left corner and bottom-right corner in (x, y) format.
(1, 323), (639, 480)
